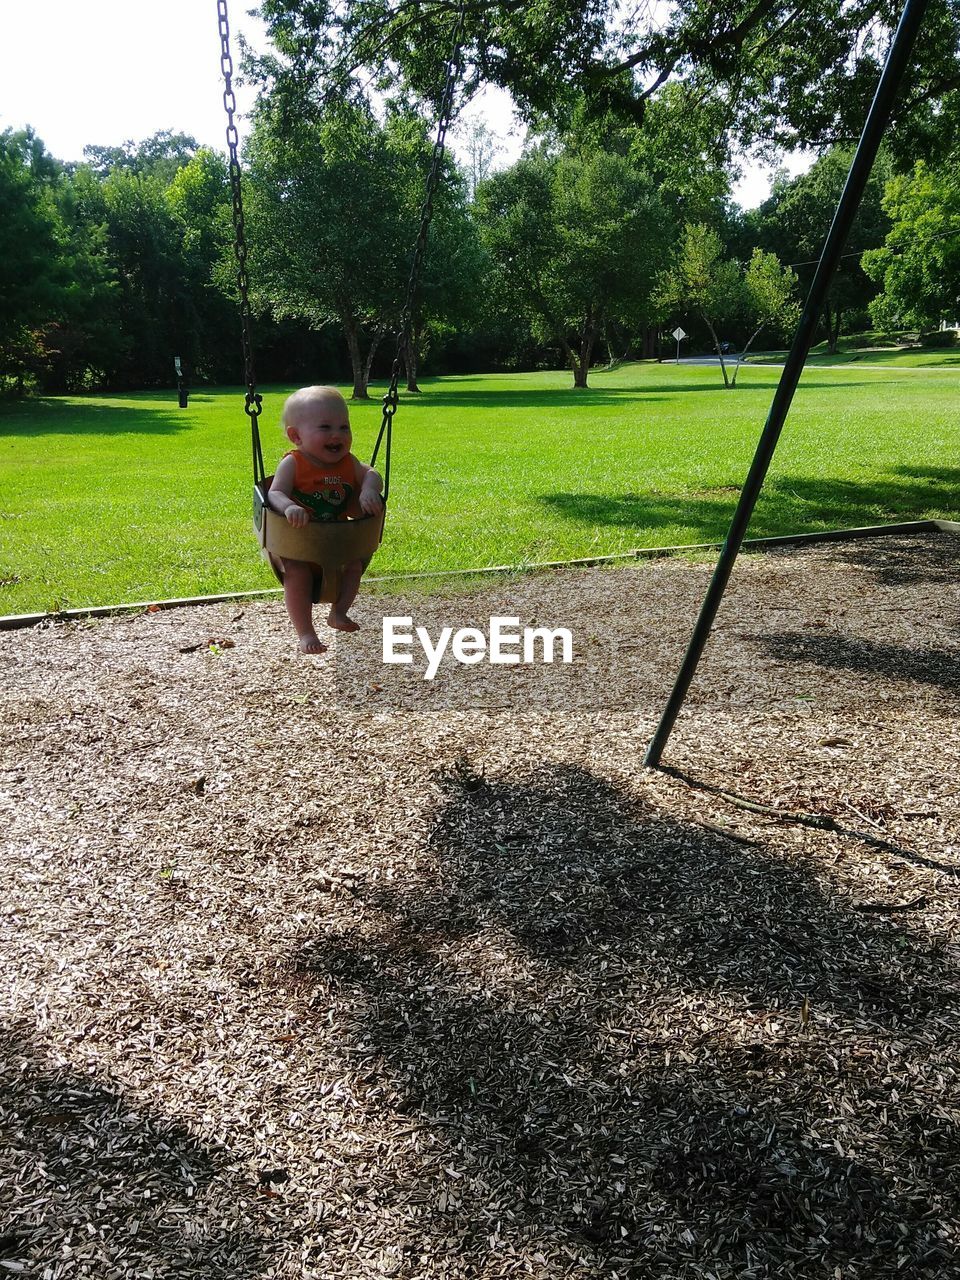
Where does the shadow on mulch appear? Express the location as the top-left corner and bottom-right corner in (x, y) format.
(0, 1024), (270, 1278)
(757, 631), (960, 698)
(663, 766), (960, 880)
(290, 764), (960, 1277)
(823, 527), (960, 588)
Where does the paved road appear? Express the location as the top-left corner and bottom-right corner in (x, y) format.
(675, 356), (739, 365)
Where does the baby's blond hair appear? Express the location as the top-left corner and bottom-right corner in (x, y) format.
(281, 385), (348, 429)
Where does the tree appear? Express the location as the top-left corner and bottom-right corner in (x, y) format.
(476, 146), (671, 387)
(628, 83), (734, 228)
(1, 123), (352, 395)
(729, 249), (800, 385)
(64, 133), (226, 389)
(45, 164), (122, 392)
(458, 118), (505, 202)
(83, 131), (201, 182)
(0, 130), (64, 386)
(247, 100), (400, 399)
(863, 159), (960, 332)
(0, 129), (119, 394)
(402, 179), (488, 392)
(362, 110), (485, 393)
(657, 223), (743, 387)
(251, 1), (960, 156)
(750, 149), (891, 352)
(165, 149), (238, 384)
(92, 166), (186, 387)
(547, 94), (736, 359)
(247, 98), (467, 398)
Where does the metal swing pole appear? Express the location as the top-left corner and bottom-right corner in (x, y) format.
(643, 0), (931, 769)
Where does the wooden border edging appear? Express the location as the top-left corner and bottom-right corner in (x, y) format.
(1, 518), (956, 632)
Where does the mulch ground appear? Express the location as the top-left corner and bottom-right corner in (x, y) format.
(2, 531), (959, 1280)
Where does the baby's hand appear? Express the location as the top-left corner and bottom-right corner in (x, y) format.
(284, 503), (310, 528)
(359, 489), (384, 516)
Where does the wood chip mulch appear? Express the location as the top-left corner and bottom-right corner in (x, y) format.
(1, 532), (959, 1279)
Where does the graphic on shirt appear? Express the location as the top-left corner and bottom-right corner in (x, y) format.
(286, 450), (360, 521)
(291, 478), (355, 520)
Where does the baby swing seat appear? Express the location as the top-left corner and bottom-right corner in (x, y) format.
(254, 479), (385, 605)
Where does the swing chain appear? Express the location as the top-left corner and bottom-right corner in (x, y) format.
(217, 0), (463, 497)
(372, 0), (466, 491)
(218, 0), (263, 437)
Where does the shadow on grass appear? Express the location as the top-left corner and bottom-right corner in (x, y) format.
(393, 387), (670, 409)
(0, 1023), (269, 1276)
(0, 399), (193, 438)
(538, 466), (960, 543)
(287, 763), (959, 1277)
(391, 378), (880, 411)
(892, 465), (960, 488)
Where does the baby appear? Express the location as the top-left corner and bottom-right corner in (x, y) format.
(268, 385), (383, 653)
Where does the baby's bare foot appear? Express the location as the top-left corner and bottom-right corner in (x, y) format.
(327, 610), (360, 633)
(298, 633), (328, 654)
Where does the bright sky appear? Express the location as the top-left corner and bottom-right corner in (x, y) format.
(1, 1), (266, 162)
(1, 0), (799, 208)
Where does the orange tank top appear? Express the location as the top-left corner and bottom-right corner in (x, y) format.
(285, 450), (362, 522)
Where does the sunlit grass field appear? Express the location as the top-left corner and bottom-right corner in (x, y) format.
(1, 360), (958, 614)
(749, 339), (960, 367)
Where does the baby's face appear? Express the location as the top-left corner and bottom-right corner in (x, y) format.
(287, 397), (352, 464)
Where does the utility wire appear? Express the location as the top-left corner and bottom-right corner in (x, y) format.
(787, 222), (960, 268)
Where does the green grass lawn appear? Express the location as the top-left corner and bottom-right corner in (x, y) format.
(1, 360), (958, 614)
(748, 336), (960, 367)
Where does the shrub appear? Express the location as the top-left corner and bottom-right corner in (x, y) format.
(919, 328), (958, 348)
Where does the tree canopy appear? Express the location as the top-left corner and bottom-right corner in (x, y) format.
(0, 130), (65, 363)
(749, 149), (892, 351)
(251, 0), (960, 155)
(0, 129), (119, 393)
(246, 97), (478, 397)
(3, 0), (957, 398)
(863, 156), (960, 331)
(476, 146), (671, 387)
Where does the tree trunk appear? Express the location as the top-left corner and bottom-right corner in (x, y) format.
(704, 316), (731, 388)
(45, 352), (68, 395)
(603, 321), (631, 368)
(362, 323), (385, 394)
(343, 315), (386, 400)
(830, 306), (843, 354)
(405, 326), (421, 393)
(642, 326), (658, 359)
(823, 300), (840, 354)
(729, 325), (764, 388)
(577, 319), (596, 387)
(603, 320), (615, 369)
(343, 316), (369, 399)
(557, 332), (588, 388)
